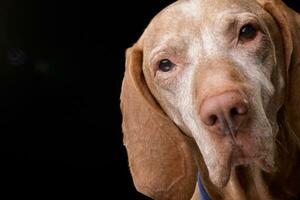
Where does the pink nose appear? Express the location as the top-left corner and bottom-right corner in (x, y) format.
(199, 91), (249, 136)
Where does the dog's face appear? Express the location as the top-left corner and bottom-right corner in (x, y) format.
(140, 0), (286, 187)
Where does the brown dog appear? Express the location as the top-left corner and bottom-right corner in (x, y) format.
(120, 0), (300, 199)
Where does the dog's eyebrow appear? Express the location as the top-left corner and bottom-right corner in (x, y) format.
(148, 36), (188, 63)
(148, 36), (175, 61)
(149, 46), (166, 63)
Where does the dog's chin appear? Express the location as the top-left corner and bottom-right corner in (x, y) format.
(208, 145), (276, 188)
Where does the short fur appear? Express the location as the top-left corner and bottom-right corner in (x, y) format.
(120, 0), (300, 199)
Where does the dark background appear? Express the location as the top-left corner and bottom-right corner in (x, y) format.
(0, 0), (298, 199)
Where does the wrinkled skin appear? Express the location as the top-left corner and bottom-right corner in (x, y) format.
(121, 0), (300, 199)
(140, 0), (285, 188)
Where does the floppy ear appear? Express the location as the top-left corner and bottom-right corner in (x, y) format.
(256, 0), (300, 136)
(120, 44), (197, 200)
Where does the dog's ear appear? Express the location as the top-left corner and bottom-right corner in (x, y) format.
(120, 44), (197, 200)
(256, 0), (300, 70)
(256, 0), (300, 134)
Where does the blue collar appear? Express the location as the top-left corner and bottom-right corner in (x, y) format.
(198, 174), (211, 200)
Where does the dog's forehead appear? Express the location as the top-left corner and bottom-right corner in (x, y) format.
(140, 0), (264, 52)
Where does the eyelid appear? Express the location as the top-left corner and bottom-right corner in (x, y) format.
(238, 20), (259, 31)
(220, 12), (263, 33)
(236, 14), (265, 34)
(150, 51), (168, 65)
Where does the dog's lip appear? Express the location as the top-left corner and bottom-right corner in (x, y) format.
(210, 145), (249, 188)
(220, 146), (253, 185)
(205, 133), (276, 188)
(231, 145), (253, 166)
(208, 145), (270, 188)
(231, 142), (274, 166)
(230, 145), (275, 174)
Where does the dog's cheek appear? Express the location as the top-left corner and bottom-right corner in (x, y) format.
(192, 128), (234, 187)
(152, 67), (196, 137)
(247, 100), (277, 170)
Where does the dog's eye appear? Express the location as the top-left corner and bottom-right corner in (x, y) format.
(158, 59), (175, 72)
(239, 24), (257, 41)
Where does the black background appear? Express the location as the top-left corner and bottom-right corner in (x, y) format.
(0, 0), (299, 199)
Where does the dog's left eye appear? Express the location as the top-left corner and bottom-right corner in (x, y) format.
(239, 24), (257, 41)
(158, 59), (175, 72)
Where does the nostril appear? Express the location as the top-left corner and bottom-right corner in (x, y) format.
(209, 114), (218, 126)
(230, 107), (239, 117)
(229, 104), (248, 118)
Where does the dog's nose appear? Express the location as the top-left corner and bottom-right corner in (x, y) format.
(199, 91), (249, 136)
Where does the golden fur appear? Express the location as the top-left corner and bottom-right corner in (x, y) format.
(120, 0), (300, 199)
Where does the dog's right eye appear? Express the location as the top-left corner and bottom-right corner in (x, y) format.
(239, 24), (257, 42)
(158, 59), (175, 72)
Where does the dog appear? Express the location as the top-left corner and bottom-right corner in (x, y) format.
(120, 0), (300, 199)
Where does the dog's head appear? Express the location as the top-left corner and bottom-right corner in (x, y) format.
(121, 0), (300, 199)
